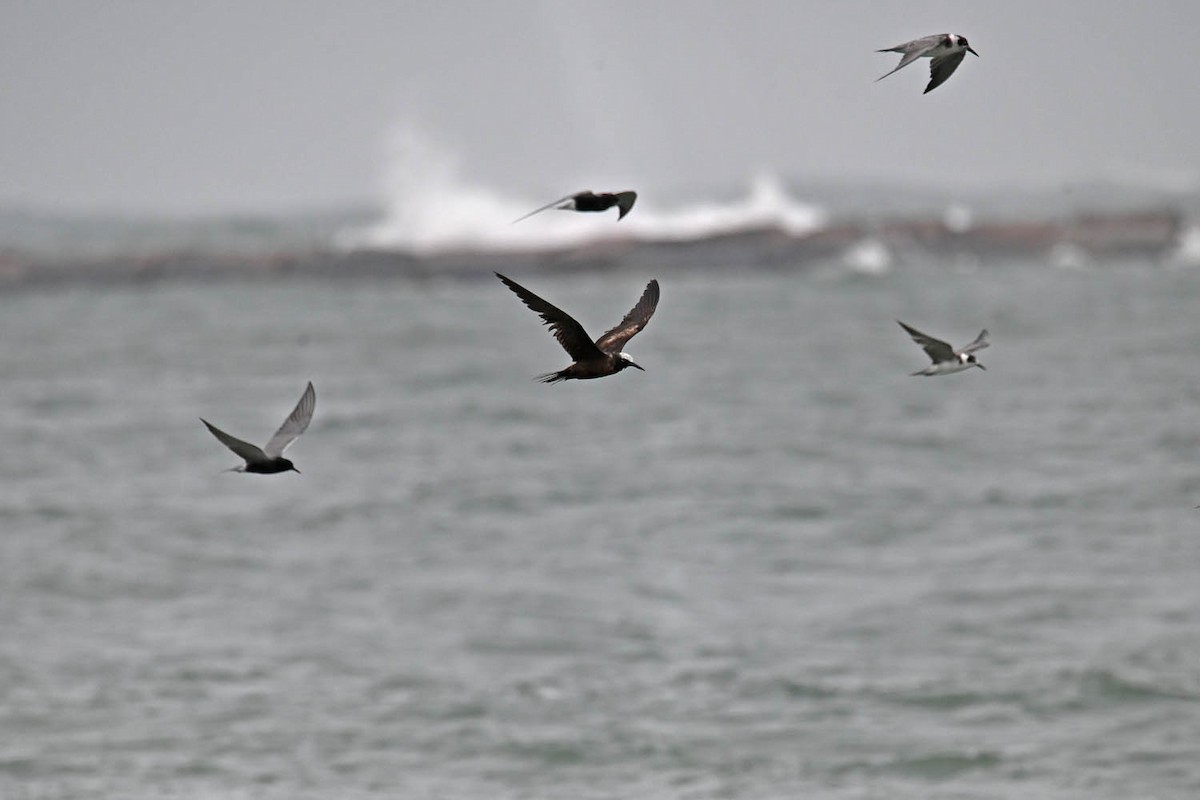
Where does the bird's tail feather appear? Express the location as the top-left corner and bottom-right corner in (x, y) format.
(876, 65), (905, 82)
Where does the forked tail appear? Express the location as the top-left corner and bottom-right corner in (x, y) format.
(535, 370), (569, 384)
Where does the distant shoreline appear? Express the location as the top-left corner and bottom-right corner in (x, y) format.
(0, 209), (1187, 289)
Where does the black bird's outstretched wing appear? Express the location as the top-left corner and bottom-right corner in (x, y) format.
(925, 50), (966, 93)
(495, 272), (604, 362)
(201, 419), (268, 464)
(595, 279), (660, 353)
(263, 381), (316, 458)
(897, 320), (955, 364)
(612, 191), (637, 220)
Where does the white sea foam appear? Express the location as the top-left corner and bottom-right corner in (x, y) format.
(841, 237), (893, 275)
(339, 127), (827, 254)
(1169, 223), (1200, 267)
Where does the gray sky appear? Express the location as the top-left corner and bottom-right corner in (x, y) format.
(2, 1), (1197, 214)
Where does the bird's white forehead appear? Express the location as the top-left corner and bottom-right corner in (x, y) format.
(619, 351), (634, 361)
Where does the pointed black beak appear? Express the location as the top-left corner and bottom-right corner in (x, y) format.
(976, 363), (986, 371)
(629, 361), (645, 371)
(967, 47), (979, 57)
(291, 466), (301, 473)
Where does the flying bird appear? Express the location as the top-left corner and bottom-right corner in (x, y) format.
(898, 321), (989, 376)
(201, 381), (315, 473)
(495, 272), (659, 383)
(876, 33), (979, 93)
(513, 190), (637, 224)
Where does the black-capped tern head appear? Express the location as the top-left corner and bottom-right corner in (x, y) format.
(495, 272), (659, 383)
(201, 381), (315, 473)
(898, 320), (989, 376)
(876, 33), (979, 94)
(513, 190), (638, 224)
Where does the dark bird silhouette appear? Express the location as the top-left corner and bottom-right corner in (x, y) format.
(898, 321), (989, 376)
(876, 33), (979, 93)
(513, 190), (637, 223)
(201, 381), (315, 473)
(495, 272), (660, 383)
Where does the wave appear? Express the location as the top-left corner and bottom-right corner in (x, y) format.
(338, 127), (827, 254)
(1170, 223), (1200, 267)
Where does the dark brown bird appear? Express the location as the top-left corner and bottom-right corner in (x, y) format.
(495, 272), (660, 383)
(201, 381), (315, 473)
(513, 190), (637, 223)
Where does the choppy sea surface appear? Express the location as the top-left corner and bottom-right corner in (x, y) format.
(2, 258), (1199, 799)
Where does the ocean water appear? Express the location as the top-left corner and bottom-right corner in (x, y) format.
(2, 259), (1199, 800)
